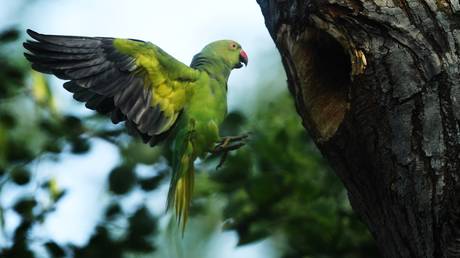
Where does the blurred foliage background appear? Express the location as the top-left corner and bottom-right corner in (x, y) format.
(0, 25), (379, 258)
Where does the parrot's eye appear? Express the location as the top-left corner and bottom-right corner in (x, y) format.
(230, 43), (238, 49)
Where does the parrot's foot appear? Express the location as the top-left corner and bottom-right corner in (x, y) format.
(210, 134), (249, 169)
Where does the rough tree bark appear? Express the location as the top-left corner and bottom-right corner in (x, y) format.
(256, 1), (460, 257)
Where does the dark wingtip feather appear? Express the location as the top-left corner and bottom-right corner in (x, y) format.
(23, 52), (34, 62)
(27, 29), (60, 44)
(23, 41), (35, 53)
(26, 29), (53, 44)
(26, 29), (34, 36)
(23, 50), (34, 69)
(23, 41), (36, 54)
(25, 29), (103, 48)
(31, 64), (53, 74)
(26, 29), (42, 41)
(23, 41), (30, 50)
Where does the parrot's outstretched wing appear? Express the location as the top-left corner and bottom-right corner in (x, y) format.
(24, 29), (200, 144)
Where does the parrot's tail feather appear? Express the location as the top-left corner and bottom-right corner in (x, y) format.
(166, 139), (195, 234)
(174, 167), (194, 230)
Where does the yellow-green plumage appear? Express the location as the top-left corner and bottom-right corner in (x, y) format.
(113, 38), (199, 133)
(23, 30), (248, 232)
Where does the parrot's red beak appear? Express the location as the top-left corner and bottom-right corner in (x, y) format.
(239, 50), (248, 67)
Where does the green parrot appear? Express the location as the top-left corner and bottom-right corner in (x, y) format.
(23, 29), (248, 230)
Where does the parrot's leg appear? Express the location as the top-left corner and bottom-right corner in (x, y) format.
(215, 134), (249, 149)
(217, 152), (228, 170)
(212, 142), (246, 169)
(210, 134), (249, 169)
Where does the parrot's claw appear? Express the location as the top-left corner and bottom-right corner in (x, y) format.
(215, 134), (249, 147)
(210, 133), (250, 169)
(213, 142), (246, 169)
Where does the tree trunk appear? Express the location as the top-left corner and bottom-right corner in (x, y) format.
(256, 0), (460, 257)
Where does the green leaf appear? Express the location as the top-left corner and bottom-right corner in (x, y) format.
(121, 141), (162, 165)
(108, 165), (136, 195)
(125, 207), (157, 253)
(63, 115), (84, 136)
(70, 137), (91, 154)
(13, 198), (36, 218)
(105, 203), (122, 219)
(10, 168), (31, 185)
(0, 112), (16, 129)
(138, 174), (164, 192)
(45, 241), (66, 258)
(128, 207), (157, 237)
(6, 140), (33, 162)
(0, 28), (19, 42)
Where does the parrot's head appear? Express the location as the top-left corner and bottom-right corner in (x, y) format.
(200, 40), (248, 69)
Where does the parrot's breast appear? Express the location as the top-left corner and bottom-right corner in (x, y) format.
(184, 75), (227, 155)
